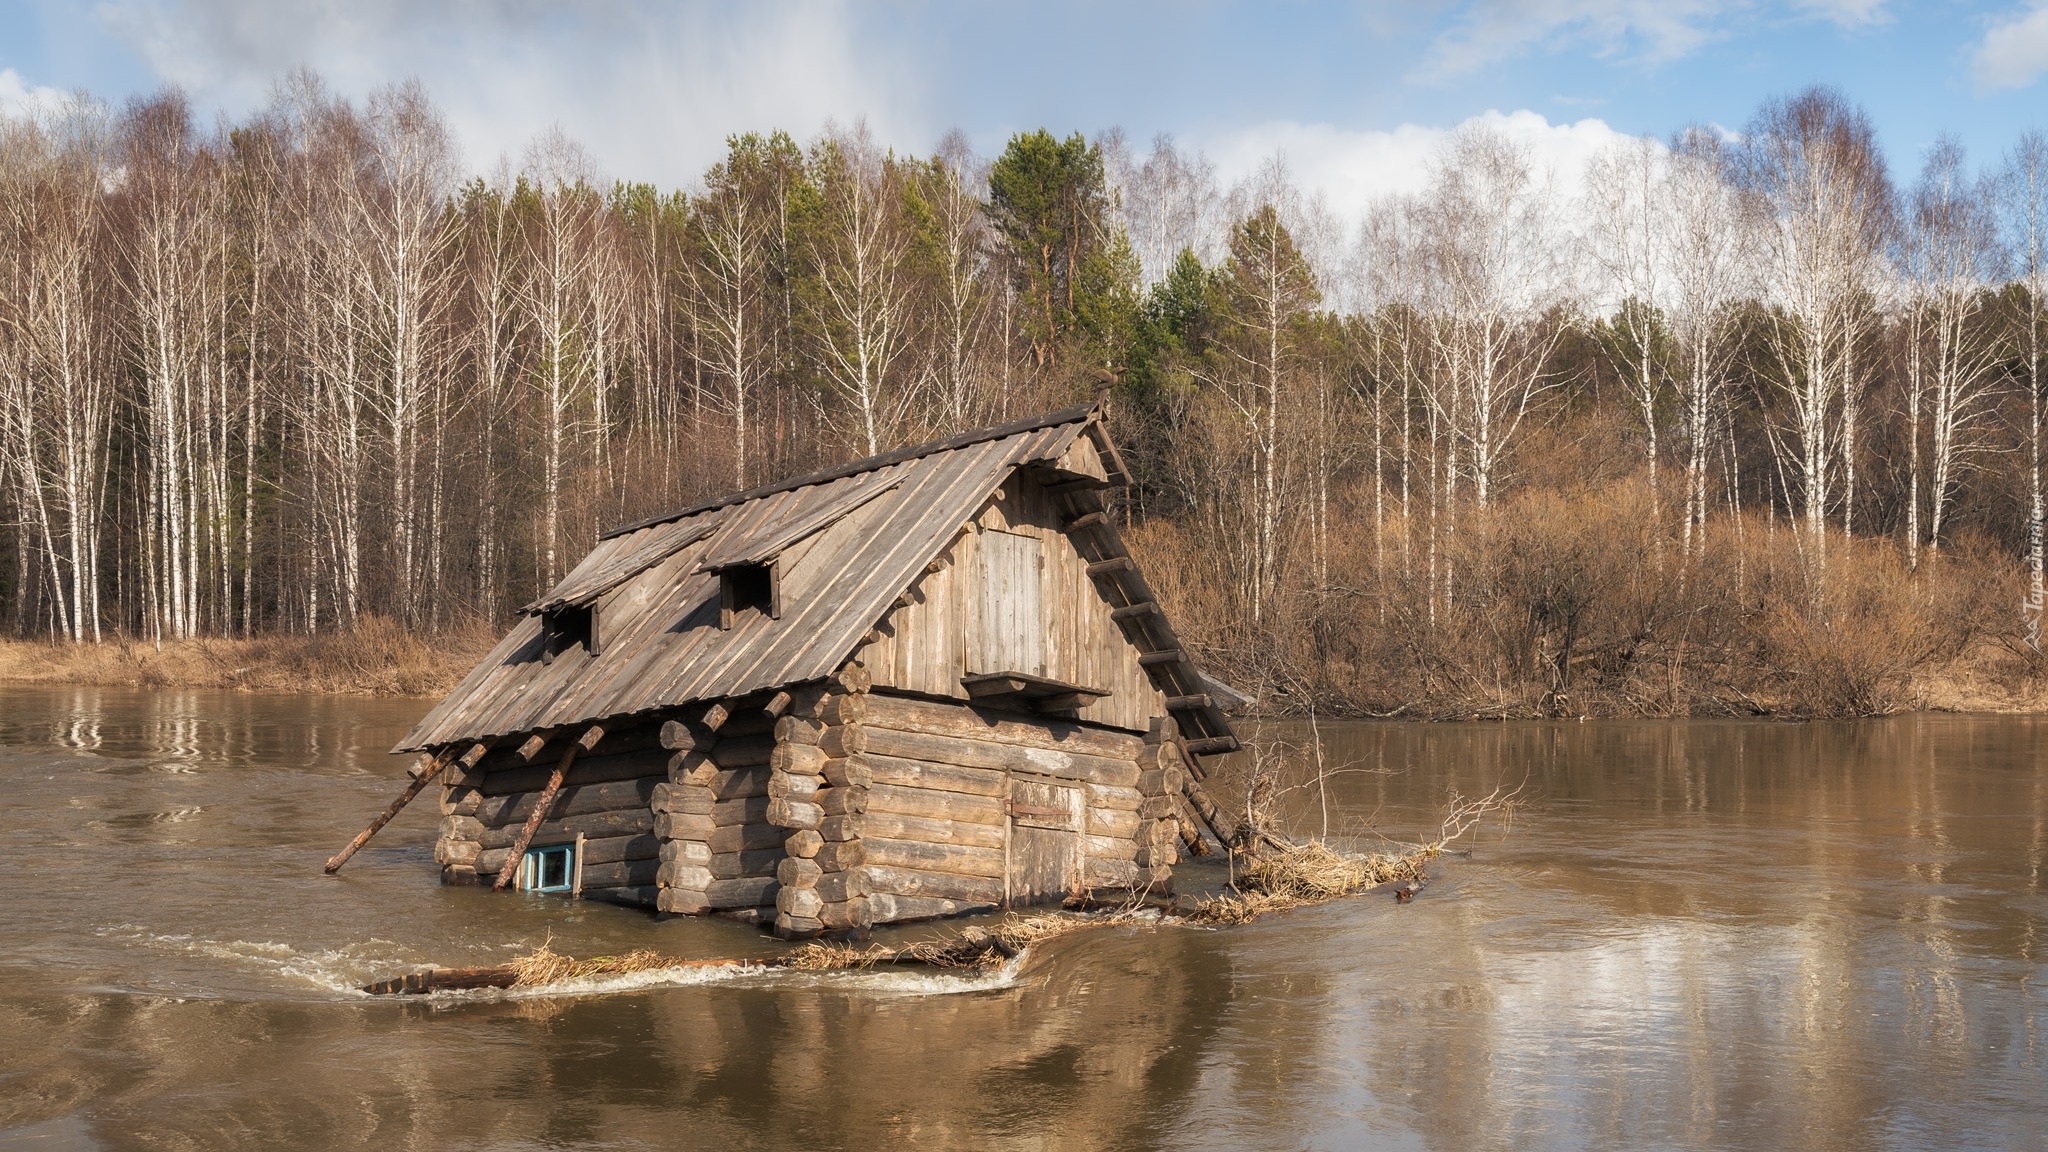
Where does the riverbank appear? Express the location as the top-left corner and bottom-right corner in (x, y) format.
(0, 625), (2040, 716)
(0, 618), (496, 698)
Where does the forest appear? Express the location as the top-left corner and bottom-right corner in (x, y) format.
(1, 75), (2044, 717)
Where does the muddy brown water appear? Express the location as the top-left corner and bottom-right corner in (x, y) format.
(2, 687), (2044, 1150)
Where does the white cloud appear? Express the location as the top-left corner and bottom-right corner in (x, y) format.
(1973, 2), (2048, 91)
(1413, 0), (1891, 80)
(91, 0), (931, 188)
(1420, 0), (1733, 78)
(1201, 109), (1647, 225)
(0, 67), (68, 119)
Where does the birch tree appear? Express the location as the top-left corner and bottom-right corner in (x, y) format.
(1420, 126), (1568, 511)
(1902, 139), (2004, 562)
(1664, 127), (1746, 557)
(804, 122), (919, 455)
(1732, 88), (1892, 561)
(1999, 132), (2048, 638)
(0, 103), (114, 639)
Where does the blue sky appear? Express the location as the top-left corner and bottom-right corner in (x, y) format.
(2, 1), (2045, 214)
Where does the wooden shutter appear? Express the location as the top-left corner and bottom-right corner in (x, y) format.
(972, 529), (1043, 675)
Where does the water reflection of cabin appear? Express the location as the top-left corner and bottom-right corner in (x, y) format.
(401, 405), (1241, 938)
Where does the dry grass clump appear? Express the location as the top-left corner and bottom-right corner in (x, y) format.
(1189, 840), (1438, 924)
(510, 944), (661, 986)
(0, 616), (496, 696)
(506, 943), (740, 986)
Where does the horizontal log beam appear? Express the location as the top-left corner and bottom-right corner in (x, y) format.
(864, 753), (1007, 798)
(478, 750), (666, 796)
(1086, 557), (1133, 577)
(864, 836), (1005, 878)
(860, 864), (1005, 905)
(474, 776), (658, 826)
(1060, 511), (1108, 532)
(863, 811), (1006, 850)
(861, 726), (1138, 788)
(1137, 650), (1184, 667)
(866, 780), (1004, 824)
(864, 892), (996, 924)
(863, 693), (1146, 758)
(479, 808), (653, 850)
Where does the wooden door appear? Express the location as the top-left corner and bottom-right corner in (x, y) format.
(972, 529), (1043, 676)
(1006, 774), (1081, 906)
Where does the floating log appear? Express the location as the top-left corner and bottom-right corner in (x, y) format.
(1137, 650), (1184, 667)
(1086, 557), (1133, 576)
(1110, 602), (1159, 621)
(1163, 694), (1212, 710)
(1183, 736), (1241, 756)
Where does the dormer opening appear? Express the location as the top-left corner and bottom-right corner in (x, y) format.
(540, 604), (595, 663)
(719, 562), (777, 629)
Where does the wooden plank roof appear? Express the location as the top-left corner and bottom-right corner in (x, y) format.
(396, 407), (1240, 756)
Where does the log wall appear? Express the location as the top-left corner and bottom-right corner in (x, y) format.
(435, 726), (668, 905)
(434, 674), (1181, 929)
(853, 691), (1175, 927)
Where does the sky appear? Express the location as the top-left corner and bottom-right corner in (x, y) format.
(2, 0), (2047, 221)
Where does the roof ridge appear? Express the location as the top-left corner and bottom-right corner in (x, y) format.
(599, 404), (1098, 540)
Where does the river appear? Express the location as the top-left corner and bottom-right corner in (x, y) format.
(1, 687), (2043, 1150)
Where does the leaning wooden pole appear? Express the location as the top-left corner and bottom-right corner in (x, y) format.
(493, 726), (603, 892)
(326, 743), (483, 874)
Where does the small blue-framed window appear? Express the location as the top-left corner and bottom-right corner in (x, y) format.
(520, 844), (575, 893)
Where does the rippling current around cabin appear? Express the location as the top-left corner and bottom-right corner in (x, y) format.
(2, 687), (2044, 1150)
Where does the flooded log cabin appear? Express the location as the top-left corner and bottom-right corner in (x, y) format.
(400, 405), (1242, 938)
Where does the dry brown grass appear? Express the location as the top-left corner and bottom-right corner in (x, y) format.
(1130, 479), (2045, 720)
(0, 616), (497, 697)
